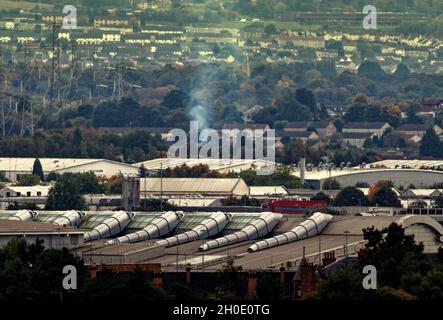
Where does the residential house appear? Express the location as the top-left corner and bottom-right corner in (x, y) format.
(277, 130), (320, 142)
(397, 124), (443, 138)
(342, 132), (374, 148)
(284, 121), (336, 138)
(94, 17), (129, 28)
(342, 122), (391, 136)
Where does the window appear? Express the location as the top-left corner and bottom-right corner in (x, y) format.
(27, 192), (31, 197)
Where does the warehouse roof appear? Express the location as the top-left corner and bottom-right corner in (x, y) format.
(0, 219), (83, 234)
(136, 158), (276, 173)
(249, 186), (288, 197)
(0, 158), (136, 173)
(140, 177), (249, 195)
(364, 159), (443, 169)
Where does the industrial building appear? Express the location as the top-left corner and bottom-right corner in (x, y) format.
(0, 209), (442, 271)
(0, 158), (139, 182)
(0, 185), (51, 197)
(136, 158), (276, 174)
(296, 167), (443, 189)
(0, 219), (84, 249)
(139, 178), (250, 197)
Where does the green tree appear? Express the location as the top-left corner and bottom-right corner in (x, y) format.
(432, 195), (443, 208)
(15, 174), (40, 186)
(216, 259), (246, 299)
(45, 174), (85, 210)
(333, 186), (369, 206)
(32, 158), (44, 182)
(161, 89), (190, 109)
(420, 128), (443, 158)
(311, 192), (331, 205)
(370, 185), (402, 207)
(322, 178), (341, 190)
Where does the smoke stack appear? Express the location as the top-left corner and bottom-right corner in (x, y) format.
(299, 158), (306, 185)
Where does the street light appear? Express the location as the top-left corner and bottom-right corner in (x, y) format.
(199, 229), (206, 270)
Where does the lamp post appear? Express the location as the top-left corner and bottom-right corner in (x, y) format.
(200, 229), (206, 270)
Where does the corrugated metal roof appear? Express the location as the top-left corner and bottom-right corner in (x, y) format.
(249, 186), (288, 196)
(0, 158), (135, 172)
(140, 178), (248, 194)
(135, 158), (276, 173)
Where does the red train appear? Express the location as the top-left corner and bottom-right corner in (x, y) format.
(263, 200), (328, 215)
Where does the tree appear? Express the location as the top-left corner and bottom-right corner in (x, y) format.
(357, 60), (385, 80)
(32, 158), (44, 182)
(370, 185), (401, 207)
(420, 128), (443, 158)
(0, 240), (86, 301)
(295, 88), (317, 112)
(216, 259), (246, 299)
(161, 89), (190, 109)
(15, 174), (40, 186)
(394, 64), (410, 80)
(432, 195), (443, 208)
(322, 178), (341, 190)
(264, 24), (277, 36)
(311, 192), (331, 205)
(138, 164), (148, 178)
(45, 174), (85, 210)
(333, 186), (369, 206)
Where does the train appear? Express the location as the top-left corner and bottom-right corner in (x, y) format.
(263, 200), (328, 215)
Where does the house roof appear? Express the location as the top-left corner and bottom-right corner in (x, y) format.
(285, 121), (332, 129)
(343, 122), (389, 129)
(223, 123), (269, 131)
(278, 131), (318, 138)
(342, 132), (373, 139)
(397, 124), (439, 132)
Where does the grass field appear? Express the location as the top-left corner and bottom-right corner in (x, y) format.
(0, 0), (53, 11)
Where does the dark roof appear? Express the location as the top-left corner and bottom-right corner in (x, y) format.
(285, 121), (332, 129)
(278, 131), (317, 138)
(342, 132), (373, 139)
(397, 124), (437, 132)
(223, 123), (269, 130)
(343, 122), (388, 129)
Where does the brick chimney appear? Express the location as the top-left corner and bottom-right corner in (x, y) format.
(322, 251), (336, 267)
(185, 265), (192, 287)
(300, 263), (317, 298)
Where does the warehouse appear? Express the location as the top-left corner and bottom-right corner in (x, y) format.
(0, 185), (51, 197)
(136, 158), (276, 174)
(0, 210), (442, 270)
(139, 177), (250, 197)
(297, 167), (443, 189)
(0, 158), (139, 182)
(0, 219), (84, 249)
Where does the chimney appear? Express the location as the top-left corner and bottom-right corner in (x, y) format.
(185, 265), (192, 287)
(247, 270), (258, 299)
(280, 265), (286, 288)
(299, 157), (306, 185)
(322, 251), (336, 267)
